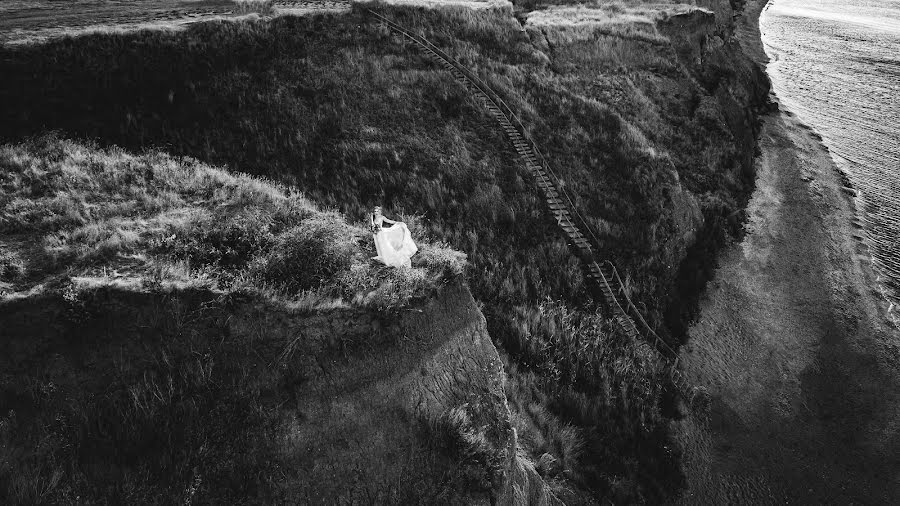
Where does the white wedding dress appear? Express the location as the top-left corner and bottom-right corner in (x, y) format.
(372, 218), (418, 268)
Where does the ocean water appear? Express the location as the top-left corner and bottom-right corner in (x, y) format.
(760, 0), (900, 314)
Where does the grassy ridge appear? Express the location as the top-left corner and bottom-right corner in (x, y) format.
(0, 135), (464, 307)
(0, 136), (481, 504)
(0, 3), (767, 502)
(0, 5), (762, 326)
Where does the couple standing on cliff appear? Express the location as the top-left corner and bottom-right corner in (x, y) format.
(370, 206), (417, 268)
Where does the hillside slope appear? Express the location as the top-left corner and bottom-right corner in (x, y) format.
(0, 0), (769, 501)
(0, 137), (559, 503)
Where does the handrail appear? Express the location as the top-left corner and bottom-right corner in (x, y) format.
(603, 260), (678, 360)
(369, 10), (599, 255)
(593, 260), (639, 332)
(368, 8), (694, 401)
(369, 11), (595, 242)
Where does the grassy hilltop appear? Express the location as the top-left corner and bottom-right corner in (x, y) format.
(0, 136), (464, 307)
(1, 136), (493, 504)
(0, 1), (768, 502)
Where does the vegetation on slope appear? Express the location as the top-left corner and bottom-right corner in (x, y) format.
(1, 136), (486, 504)
(0, 135), (464, 308)
(0, 1), (768, 502)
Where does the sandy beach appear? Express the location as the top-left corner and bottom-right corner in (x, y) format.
(675, 0), (900, 503)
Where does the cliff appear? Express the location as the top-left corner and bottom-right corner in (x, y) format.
(0, 137), (558, 503)
(654, 2), (772, 335)
(0, 0), (770, 501)
(1, 277), (550, 503)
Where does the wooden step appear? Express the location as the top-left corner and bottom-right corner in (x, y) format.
(379, 14), (679, 374)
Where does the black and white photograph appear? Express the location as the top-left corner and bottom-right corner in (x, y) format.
(1, 0), (898, 503)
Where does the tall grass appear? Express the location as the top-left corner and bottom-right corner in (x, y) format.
(0, 305), (278, 504)
(0, 136), (465, 310)
(232, 0), (276, 16)
(0, 2), (767, 501)
(0, 286), (491, 504)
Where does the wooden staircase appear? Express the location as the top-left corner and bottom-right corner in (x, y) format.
(369, 9), (699, 406)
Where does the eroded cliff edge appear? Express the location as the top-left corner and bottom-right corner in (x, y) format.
(1, 279), (555, 503)
(0, 138), (557, 503)
(0, 0), (773, 501)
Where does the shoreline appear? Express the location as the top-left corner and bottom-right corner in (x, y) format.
(675, 0), (900, 502)
(756, 0), (896, 327)
(758, 0), (899, 326)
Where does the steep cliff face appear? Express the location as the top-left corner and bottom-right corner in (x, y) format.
(659, 5), (769, 173)
(513, 1), (771, 342)
(0, 1), (772, 501)
(0, 137), (556, 503)
(1, 278), (554, 503)
(654, 2), (771, 337)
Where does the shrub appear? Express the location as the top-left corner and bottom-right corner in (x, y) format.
(0, 249), (25, 282)
(414, 241), (467, 278)
(256, 213), (359, 293)
(167, 209), (276, 271)
(232, 0), (276, 16)
(338, 261), (432, 310)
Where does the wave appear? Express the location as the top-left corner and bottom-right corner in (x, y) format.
(761, 0), (900, 319)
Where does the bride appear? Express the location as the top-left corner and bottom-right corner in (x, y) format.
(370, 206), (418, 268)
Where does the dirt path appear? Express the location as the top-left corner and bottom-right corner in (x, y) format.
(675, 2), (900, 502)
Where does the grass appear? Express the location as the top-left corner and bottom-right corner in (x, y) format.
(232, 0), (276, 16)
(502, 300), (678, 503)
(0, 284), (490, 505)
(0, 3), (756, 328)
(0, 137), (486, 504)
(0, 1), (768, 502)
(0, 135), (465, 310)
